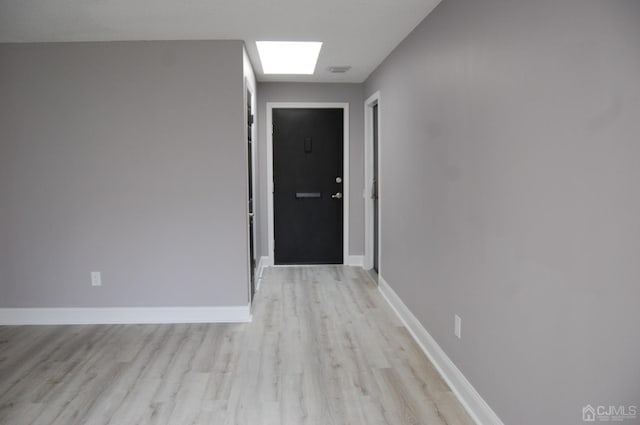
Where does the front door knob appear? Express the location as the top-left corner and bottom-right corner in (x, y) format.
(331, 192), (343, 199)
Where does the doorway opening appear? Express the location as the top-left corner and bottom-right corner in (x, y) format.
(246, 83), (257, 302)
(266, 103), (350, 266)
(364, 92), (380, 275)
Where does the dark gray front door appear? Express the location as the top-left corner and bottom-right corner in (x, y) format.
(273, 108), (344, 264)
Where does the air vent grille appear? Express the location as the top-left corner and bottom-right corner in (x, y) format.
(328, 66), (352, 74)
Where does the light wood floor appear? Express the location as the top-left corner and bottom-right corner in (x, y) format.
(0, 266), (474, 425)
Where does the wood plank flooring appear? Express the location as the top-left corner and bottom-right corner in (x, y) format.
(0, 266), (474, 425)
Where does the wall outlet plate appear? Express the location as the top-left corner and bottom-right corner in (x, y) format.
(91, 271), (102, 287)
(454, 314), (462, 339)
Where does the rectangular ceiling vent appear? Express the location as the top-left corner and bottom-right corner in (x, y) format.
(328, 66), (352, 74)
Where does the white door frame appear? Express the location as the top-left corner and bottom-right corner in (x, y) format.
(363, 92), (381, 271)
(266, 102), (350, 266)
(244, 77), (257, 302)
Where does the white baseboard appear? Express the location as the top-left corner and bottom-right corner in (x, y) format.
(346, 255), (364, 267)
(255, 256), (269, 292)
(0, 305), (252, 325)
(378, 276), (504, 425)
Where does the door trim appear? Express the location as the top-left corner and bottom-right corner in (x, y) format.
(266, 102), (350, 266)
(364, 92), (381, 271)
(244, 77), (257, 302)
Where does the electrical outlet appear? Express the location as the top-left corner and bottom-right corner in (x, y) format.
(454, 314), (462, 339)
(91, 271), (102, 287)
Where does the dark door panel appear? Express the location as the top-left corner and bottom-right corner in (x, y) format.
(273, 108), (343, 264)
(373, 103), (379, 273)
(247, 90), (256, 300)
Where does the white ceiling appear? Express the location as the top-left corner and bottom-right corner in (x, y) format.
(0, 0), (441, 83)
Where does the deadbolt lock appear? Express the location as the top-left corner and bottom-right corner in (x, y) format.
(336, 177), (342, 183)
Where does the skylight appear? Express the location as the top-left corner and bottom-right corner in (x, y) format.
(256, 41), (322, 75)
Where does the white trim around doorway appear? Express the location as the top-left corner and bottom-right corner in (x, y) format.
(266, 102), (350, 266)
(244, 77), (257, 304)
(364, 92), (381, 272)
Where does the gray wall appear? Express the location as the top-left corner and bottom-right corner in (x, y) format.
(255, 83), (364, 258)
(0, 40), (250, 308)
(364, 0), (640, 424)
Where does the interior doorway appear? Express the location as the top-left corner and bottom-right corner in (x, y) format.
(372, 103), (379, 273)
(364, 92), (381, 274)
(246, 85), (256, 301)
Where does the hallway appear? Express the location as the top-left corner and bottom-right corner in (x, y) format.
(0, 267), (473, 425)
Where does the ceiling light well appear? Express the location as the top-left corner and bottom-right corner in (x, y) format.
(256, 41), (322, 75)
